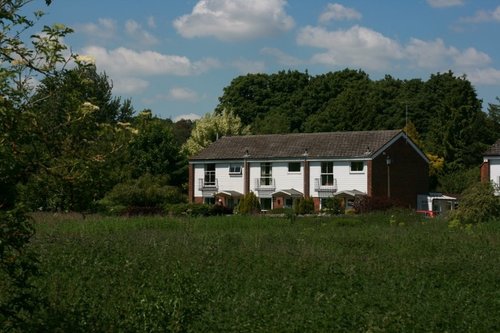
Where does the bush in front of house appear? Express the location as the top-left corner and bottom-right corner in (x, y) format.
(236, 192), (261, 215)
(99, 174), (185, 215)
(321, 197), (344, 214)
(293, 197), (315, 215)
(353, 196), (403, 214)
(449, 181), (500, 225)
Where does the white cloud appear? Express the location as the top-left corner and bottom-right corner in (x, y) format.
(296, 25), (403, 70)
(466, 68), (500, 85)
(232, 58), (266, 73)
(168, 87), (199, 101)
(125, 20), (159, 46)
(405, 38), (491, 69)
(77, 18), (117, 39)
(454, 48), (491, 67)
(260, 47), (302, 66)
(147, 16), (156, 29)
(460, 6), (500, 23)
(319, 3), (361, 24)
(427, 0), (464, 8)
(111, 77), (149, 94)
(297, 24), (494, 77)
(82, 46), (220, 76)
(174, 113), (202, 122)
(173, 0), (294, 41)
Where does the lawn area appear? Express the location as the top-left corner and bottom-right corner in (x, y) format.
(12, 212), (500, 331)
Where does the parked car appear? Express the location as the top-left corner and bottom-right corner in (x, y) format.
(416, 210), (439, 218)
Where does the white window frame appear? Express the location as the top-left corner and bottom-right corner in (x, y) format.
(229, 163), (242, 175)
(350, 161), (364, 174)
(321, 162), (334, 186)
(288, 162), (301, 173)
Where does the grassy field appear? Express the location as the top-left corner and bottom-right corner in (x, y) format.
(10, 212), (500, 331)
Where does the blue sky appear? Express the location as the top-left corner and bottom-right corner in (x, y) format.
(27, 0), (500, 121)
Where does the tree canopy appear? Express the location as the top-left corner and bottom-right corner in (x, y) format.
(216, 69), (499, 173)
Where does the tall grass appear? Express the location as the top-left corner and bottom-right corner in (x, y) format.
(12, 212), (500, 331)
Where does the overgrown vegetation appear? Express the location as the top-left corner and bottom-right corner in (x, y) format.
(98, 174), (185, 215)
(449, 182), (500, 225)
(237, 192), (261, 214)
(293, 197), (315, 215)
(0, 209), (41, 332)
(9, 212), (497, 332)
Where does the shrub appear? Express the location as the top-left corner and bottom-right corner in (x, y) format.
(0, 208), (41, 331)
(293, 197), (315, 215)
(449, 182), (500, 225)
(353, 196), (400, 214)
(236, 192), (261, 215)
(321, 197), (344, 214)
(99, 174), (185, 214)
(166, 203), (212, 217)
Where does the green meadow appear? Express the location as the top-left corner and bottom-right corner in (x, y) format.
(8, 212), (500, 332)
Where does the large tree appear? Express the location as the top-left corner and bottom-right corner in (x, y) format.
(127, 111), (188, 187)
(17, 63), (135, 211)
(183, 109), (250, 157)
(0, 1), (72, 329)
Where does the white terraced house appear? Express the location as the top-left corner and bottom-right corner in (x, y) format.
(188, 130), (429, 211)
(481, 138), (500, 196)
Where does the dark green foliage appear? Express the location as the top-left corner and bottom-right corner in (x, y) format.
(216, 69), (498, 176)
(353, 196), (399, 213)
(293, 197), (315, 215)
(0, 208), (41, 332)
(321, 196), (344, 214)
(17, 213), (500, 331)
(437, 167), (479, 194)
(237, 192), (261, 214)
(166, 203), (233, 217)
(166, 203), (214, 217)
(99, 174), (185, 215)
(127, 114), (187, 186)
(15, 65), (135, 212)
(449, 182), (500, 225)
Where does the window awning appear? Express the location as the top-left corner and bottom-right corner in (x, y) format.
(272, 189), (303, 198)
(215, 190), (244, 198)
(334, 189), (367, 199)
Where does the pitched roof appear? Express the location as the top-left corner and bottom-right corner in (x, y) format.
(484, 139), (500, 156)
(190, 129), (403, 160)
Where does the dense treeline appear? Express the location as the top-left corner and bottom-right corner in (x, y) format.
(1, 64), (192, 212)
(216, 69), (499, 172)
(1, 2), (499, 214)
(4, 68), (500, 211)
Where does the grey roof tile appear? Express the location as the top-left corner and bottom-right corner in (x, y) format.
(484, 139), (500, 156)
(190, 130), (402, 160)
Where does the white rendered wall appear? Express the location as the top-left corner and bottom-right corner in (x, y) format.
(215, 162), (245, 194)
(309, 160), (368, 196)
(194, 160), (368, 198)
(193, 162), (244, 197)
(490, 158), (500, 194)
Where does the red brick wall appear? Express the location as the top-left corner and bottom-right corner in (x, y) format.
(304, 160), (310, 198)
(371, 137), (429, 208)
(480, 161), (490, 183)
(313, 197), (320, 211)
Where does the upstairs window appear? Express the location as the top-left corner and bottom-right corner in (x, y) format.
(229, 164), (242, 175)
(321, 162), (334, 186)
(288, 162), (301, 173)
(204, 163), (216, 186)
(260, 162), (272, 185)
(350, 161), (364, 173)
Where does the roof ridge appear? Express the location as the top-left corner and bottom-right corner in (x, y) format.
(220, 129), (402, 139)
